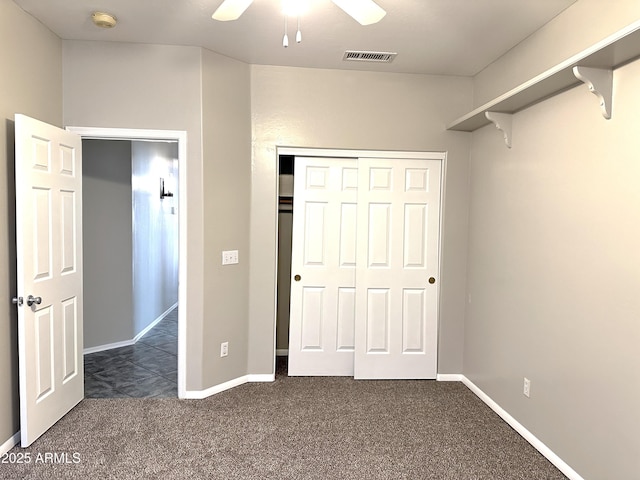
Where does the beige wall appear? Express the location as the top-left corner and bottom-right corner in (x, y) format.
(201, 48), (252, 386)
(0, 0), (62, 449)
(473, 0), (640, 107)
(248, 66), (473, 375)
(465, 55), (640, 480)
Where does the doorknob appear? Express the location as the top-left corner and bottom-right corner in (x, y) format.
(428, 277), (436, 284)
(294, 275), (301, 282)
(12, 296), (23, 306)
(27, 295), (42, 307)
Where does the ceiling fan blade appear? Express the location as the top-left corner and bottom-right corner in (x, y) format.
(331, 0), (386, 25)
(212, 0), (254, 21)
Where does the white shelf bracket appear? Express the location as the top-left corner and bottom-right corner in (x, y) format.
(485, 112), (513, 148)
(572, 66), (613, 119)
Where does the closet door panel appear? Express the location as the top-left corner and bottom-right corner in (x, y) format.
(354, 157), (441, 379)
(288, 157), (357, 376)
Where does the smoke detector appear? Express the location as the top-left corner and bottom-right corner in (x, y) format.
(92, 12), (117, 29)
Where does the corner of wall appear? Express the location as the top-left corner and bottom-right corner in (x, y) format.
(199, 47), (253, 388)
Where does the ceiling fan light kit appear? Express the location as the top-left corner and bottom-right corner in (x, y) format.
(212, 0), (253, 21)
(283, 16), (289, 47)
(282, 0), (308, 17)
(212, 0), (386, 47)
(296, 17), (302, 43)
(331, 0), (386, 25)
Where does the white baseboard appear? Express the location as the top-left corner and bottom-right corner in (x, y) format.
(1, 431), (20, 455)
(248, 374), (275, 382)
(461, 376), (584, 480)
(133, 302), (178, 343)
(83, 338), (135, 355)
(275, 349), (289, 356)
(183, 375), (249, 399)
(182, 372), (275, 399)
(3, 366), (581, 480)
(83, 302), (178, 355)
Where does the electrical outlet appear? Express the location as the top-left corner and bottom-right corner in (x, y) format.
(221, 250), (239, 265)
(523, 377), (531, 398)
(220, 342), (229, 357)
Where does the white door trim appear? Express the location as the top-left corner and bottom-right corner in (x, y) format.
(275, 147), (447, 375)
(279, 147), (446, 161)
(66, 126), (188, 399)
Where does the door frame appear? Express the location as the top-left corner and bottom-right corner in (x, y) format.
(67, 126), (188, 398)
(274, 147), (447, 375)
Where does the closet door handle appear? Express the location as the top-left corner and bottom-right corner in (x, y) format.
(294, 275), (302, 282)
(428, 277), (436, 284)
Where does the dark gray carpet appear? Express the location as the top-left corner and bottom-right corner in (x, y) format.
(4, 367), (566, 479)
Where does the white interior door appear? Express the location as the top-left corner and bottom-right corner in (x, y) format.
(354, 158), (441, 379)
(15, 114), (84, 447)
(288, 157), (358, 375)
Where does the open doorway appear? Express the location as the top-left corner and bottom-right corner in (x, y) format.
(67, 126), (188, 398)
(82, 138), (179, 397)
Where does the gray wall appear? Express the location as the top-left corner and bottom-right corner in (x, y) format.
(131, 141), (179, 336)
(83, 139), (134, 348)
(201, 48), (252, 386)
(83, 139), (179, 350)
(63, 40), (252, 390)
(5, 4), (637, 478)
(248, 66), (473, 375)
(464, 6), (640, 479)
(0, 0), (61, 449)
(62, 41), (207, 389)
(466, 57), (640, 480)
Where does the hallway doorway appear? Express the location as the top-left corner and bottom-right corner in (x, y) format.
(67, 126), (188, 398)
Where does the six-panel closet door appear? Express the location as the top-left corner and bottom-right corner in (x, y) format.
(354, 158), (441, 379)
(288, 155), (442, 379)
(288, 157), (358, 376)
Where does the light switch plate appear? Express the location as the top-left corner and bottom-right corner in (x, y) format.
(222, 250), (239, 265)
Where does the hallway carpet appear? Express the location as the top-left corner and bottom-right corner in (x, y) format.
(3, 368), (567, 479)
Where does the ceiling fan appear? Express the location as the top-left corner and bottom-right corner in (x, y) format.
(212, 0), (386, 26)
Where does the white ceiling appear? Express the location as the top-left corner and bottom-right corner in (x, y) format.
(14, 0), (576, 76)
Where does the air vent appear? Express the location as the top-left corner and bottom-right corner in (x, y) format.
(343, 50), (397, 63)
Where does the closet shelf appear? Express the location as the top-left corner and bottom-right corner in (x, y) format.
(447, 21), (640, 133)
